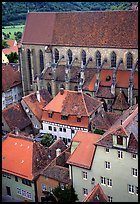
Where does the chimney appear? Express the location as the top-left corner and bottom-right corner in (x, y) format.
(36, 90), (41, 103)
(60, 87), (64, 95)
(56, 148), (61, 157)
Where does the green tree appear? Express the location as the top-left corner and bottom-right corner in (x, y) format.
(15, 31), (22, 42)
(2, 40), (9, 48)
(40, 133), (54, 147)
(52, 185), (78, 202)
(6, 52), (18, 63)
(94, 128), (105, 135)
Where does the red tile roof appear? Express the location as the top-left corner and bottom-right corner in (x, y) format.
(22, 10), (138, 49)
(88, 69), (138, 91)
(2, 134), (67, 180)
(83, 183), (108, 202)
(2, 102), (31, 131)
(7, 39), (17, 47)
(96, 86), (114, 99)
(3, 46), (19, 55)
(112, 90), (129, 110)
(2, 64), (22, 91)
(67, 131), (101, 169)
(22, 89), (53, 121)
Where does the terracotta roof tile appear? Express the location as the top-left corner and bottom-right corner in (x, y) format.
(2, 64), (22, 91)
(6, 39), (17, 47)
(112, 90), (129, 110)
(83, 183), (108, 202)
(96, 86), (114, 99)
(2, 102), (31, 131)
(22, 89), (53, 121)
(3, 46), (18, 55)
(22, 10), (138, 49)
(67, 131), (101, 169)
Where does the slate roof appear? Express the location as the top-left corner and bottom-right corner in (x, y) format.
(2, 102), (31, 131)
(91, 110), (121, 130)
(22, 89), (53, 121)
(2, 133), (67, 180)
(112, 90), (129, 110)
(22, 10), (138, 49)
(83, 183), (108, 202)
(2, 63), (22, 92)
(41, 148), (71, 184)
(67, 131), (101, 169)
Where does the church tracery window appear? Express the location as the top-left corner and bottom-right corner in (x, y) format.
(67, 49), (73, 64)
(127, 52), (133, 69)
(54, 48), (59, 63)
(39, 49), (44, 73)
(111, 51), (116, 68)
(96, 51), (101, 67)
(27, 49), (32, 85)
(82, 50), (86, 66)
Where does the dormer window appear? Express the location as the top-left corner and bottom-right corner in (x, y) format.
(48, 112), (53, 118)
(61, 115), (68, 120)
(117, 136), (123, 145)
(77, 117), (81, 122)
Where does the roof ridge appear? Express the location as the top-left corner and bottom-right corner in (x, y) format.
(81, 92), (89, 116)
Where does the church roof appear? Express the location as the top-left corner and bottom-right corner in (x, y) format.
(22, 10), (138, 49)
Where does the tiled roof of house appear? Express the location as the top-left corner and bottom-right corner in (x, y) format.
(112, 90), (129, 110)
(41, 148), (71, 184)
(7, 39), (17, 47)
(2, 102), (31, 131)
(42, 90), (102, 117)
(96, 105), (138, 153)
(2, 133), (67, 180)
(95, 86), (115, 99)
(91, 110), (121, 130)
(22, 10), (138, 49)
(22, 89), (53, 121)
(2, 63), (22, 91)
(87, 69), (138, 91)
(83, 183), (108, 202)
(3, 46), (19, 55)
(67, 131), (101, 169)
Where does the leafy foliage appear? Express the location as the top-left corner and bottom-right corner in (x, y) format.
(6, 52), (18, 63)
(2, 40), (9, 49)
(2, 2), (131, 26)
(40, 133), (54, 147)
(94, 128), (105, 135)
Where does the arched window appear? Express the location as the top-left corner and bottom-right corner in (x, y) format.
(127, 52), (133, 69)
(27, 49), (32, 85)
(82, 50), (86, 66)
(111, 51), (116, 68)
(39, 50), (44, 73)
(60, 84), (65, 89)
(96, 51), (101, 67)
(54, 48), (59, 63)
(67, 49), (73, 64)
(47, 82), (52, 95)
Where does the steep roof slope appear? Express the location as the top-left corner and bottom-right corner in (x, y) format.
(22, 10), (138, 48)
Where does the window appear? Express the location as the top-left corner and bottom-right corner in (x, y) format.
(15, 94), (17, 99)
(67, 49), (73, 64)
(48, 186), (53, 192)
(60, 183), (65, 190)
(107, 178), (112, 187)
(82, 171), (87, 180)
(83, 188), (88, 196)
(135, 186), (138, 195)
(108, 196), (113, 202)
(48, 112), (52, 118)
(48, 126), (52, 131)
(117, 136), (123, 145)
(26, 192), (32, 200)
(39, 50), (44, 73)
(111, 51), (116, 68)
(63, 128), (66, 132)
(132, 168), (138, 177)
(82, 50), (86, 66)
(96, 51), (101, 67)
(54, 48), (59, 63)
(72, 129), (75, 134)
(95, 110), (98, 115)
(22, 189), (27, 197)
(118, 150), (123, 159)
(105, 161), (111, 169)
(42, 184), (47, 191)
(77, 117), (81, 122)
(127, 52), (133, 69)
(15, 176), (18, 182)
(101, 177), (106, 185)
(59, 127), (62, 132)
(132, 154), (137, 159)
(22, 178), (32, 186)
(54, 127), (57, 132)
(128, 184), (134, 194)
(27, 49), (32, 85)
(29, 114), (32, 118)
(17, 187), (22, 195)
(61, 115), (68, 120)
(105, 148), (110, 153)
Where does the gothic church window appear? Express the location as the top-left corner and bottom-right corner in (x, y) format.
(67, 49), (73, 64)
(111, 51), (116, 68)
(39, 50), (44, 73)
(82, 50), (86, 66)
(54, 48), (59, 63)
(47, 82), (52, 95)
(127, 52), (133, 69)
(96, 51), (101, 67)
(27, 49), (32, 85)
